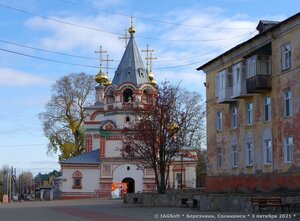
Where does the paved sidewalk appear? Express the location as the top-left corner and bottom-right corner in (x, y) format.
(0, 198), (299, 221)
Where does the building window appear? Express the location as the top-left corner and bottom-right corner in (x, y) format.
(264, 139), (272, 164)
(284, 90), (292, 117)
(282, 43), (291, 70)
(284, 137), (293, 163)
(231, 106), (237, 129)
(125, 116), (130, 122)
(246, 56), (257, 78)
(216, 111), (223, 131)
(232, 145), (238, 168)
(264, 97), (271, 122)
(246, 142), (254, 166)
(72, 170), (82, 189)
(217, 147), (222, 169)
(246, 103), (253, 125)
(176, 173), (182, 184)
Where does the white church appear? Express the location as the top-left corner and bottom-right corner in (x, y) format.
(59, 23), (198, 199)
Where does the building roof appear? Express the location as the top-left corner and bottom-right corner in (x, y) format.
(59, 149), (100, 165)
(197, 12), (300, 71)
(112, 33), (150, 86)
(35, 170), (62, 180)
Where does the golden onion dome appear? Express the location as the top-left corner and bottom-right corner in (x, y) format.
(128, 26), (136, 35)
(150, 78), (157, 85)
(148, 71), (154, 80)
(95, 68), (108, 84)
(103, 79), (112, 86)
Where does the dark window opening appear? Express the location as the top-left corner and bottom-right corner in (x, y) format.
(123, 89), (133, 102)
(126, 116), (130, 122)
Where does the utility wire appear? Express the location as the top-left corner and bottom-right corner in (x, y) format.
(155, 33), (256, 69)
(0, 35), (255, 64)
(155, 32), (256, 62)
(58, 0), (255, 30)
(0, 3), (255, 43)
(0, 3), (121, 35)
(0, 48), (102, 69)
(0, 144), (47, 147)
(0, 39), (98, 60)
(0, 31), (253, 70)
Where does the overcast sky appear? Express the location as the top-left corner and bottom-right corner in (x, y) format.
(0, 0), (299, 175)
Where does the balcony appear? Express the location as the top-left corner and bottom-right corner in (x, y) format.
(231, 62), (252, 99)
(218, 87), (235, 103)
(246, 55), (271, 93)
(246, 74), (271, 93)
(216, 69), (236, 103)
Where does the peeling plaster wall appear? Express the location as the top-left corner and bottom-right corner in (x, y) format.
(204, 15), (300, 192)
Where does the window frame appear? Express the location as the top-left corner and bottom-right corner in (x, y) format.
(231, 106), (237, 129)
(284, 136), (293, 163)
(72, 170), (83, 189)
(264, 97), (271, 122)
(281, 43), (291, 70)
(284, 90), (293, 117)
(246, 56), (257, 78)
(264, 139), (272, 164)
(231, 145), (238, 168)
(246, 103), (253, 125)
(216, 111), (223, 131)
(246, 141), (254, 166)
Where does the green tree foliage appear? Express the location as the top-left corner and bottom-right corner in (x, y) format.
(39, 73), (96, 160)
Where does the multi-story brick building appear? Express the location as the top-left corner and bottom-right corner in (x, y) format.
(197, 13), (300, 192)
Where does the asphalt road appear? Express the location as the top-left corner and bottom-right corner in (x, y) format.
(0, 198), (299, 221)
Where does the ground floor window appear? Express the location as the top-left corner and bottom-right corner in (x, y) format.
(72, 170), (82, 189)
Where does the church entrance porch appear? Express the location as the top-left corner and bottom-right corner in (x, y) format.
(113, 164), (143, 193)
(122, 177), (135, 193)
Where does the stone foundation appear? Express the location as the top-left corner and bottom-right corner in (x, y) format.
(205, 173), (300, 193)
(124, 192), (300, 212)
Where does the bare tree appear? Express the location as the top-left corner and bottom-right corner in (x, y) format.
(39, 73), (96, 160)
(196, 149), (207, 187)
(124, 82), (205, 194)
(19, 171), (34, 195)
(176, 89), (206, 148)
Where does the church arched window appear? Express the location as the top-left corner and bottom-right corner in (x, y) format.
(123, 89), (133, 103)
(72, 170), (82, 189)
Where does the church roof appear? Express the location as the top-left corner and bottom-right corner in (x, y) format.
(59, 149), (100, 165)
(112, 34), (150, 86)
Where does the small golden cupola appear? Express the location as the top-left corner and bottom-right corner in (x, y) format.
(128, 16), (136, 37)
(95, 67), (108, 84)
(142, 44), (157, 86)
(95, 46), (111, 86)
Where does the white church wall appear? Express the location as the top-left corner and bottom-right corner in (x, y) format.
(94, 113), (104, 121)
(113, 164), (143, 193)
(106, 140), (122, 157)
(62, 167), (100, 193)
